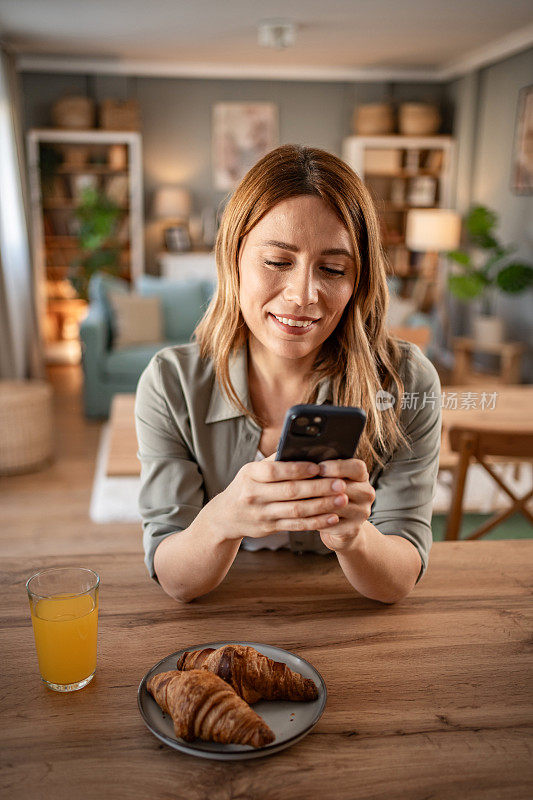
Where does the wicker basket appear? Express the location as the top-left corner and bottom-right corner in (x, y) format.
(399, 103), (441, 136)
(51, 96), (95, 129)
(99, 99), (140, 131)
(0, 381), (54, 475)
(353, 103), (394, 135)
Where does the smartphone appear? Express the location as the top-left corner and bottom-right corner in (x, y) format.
(276, 404), (367, 464)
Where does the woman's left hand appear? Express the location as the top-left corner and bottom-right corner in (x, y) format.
(316, 458), (375, 553)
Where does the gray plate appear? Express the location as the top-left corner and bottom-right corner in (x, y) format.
(137, 640), (327, 760)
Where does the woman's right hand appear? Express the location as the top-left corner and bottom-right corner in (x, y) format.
(209, 456), (349, 542)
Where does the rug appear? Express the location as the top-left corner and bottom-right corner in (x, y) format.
(90, 423), (141, 523)
(90, 424), (531, 523)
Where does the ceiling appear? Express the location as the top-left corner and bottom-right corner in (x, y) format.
(1, 0), (533, 80)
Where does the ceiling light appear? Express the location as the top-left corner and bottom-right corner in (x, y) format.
(258, 19), (297, 50)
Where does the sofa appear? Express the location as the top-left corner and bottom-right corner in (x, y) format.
(79, 272), (215, 418)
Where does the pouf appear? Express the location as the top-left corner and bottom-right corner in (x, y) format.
(0, 380), (54, 475)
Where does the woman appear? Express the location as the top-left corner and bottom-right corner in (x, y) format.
(135, 144), (441, 604)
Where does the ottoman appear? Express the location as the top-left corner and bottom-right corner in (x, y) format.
(0, 380), (54, 475)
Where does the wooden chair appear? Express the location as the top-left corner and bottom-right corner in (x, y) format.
(445, 427), (533, 540)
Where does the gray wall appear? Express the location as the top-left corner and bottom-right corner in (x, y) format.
(449, 47), (533, 379)
(20, 71), (450, 271)
(20, 59), (532, 374)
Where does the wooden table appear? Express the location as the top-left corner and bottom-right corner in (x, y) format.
(438, 385), (533, 471)
(106, 387), (533, 477)
(2, 541), (532, 799)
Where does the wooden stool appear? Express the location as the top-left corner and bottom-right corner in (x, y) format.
(452, 337), (524, 385)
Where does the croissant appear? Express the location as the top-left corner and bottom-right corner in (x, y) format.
(176, 644), (319, 704)
(146, 669), (275, 748)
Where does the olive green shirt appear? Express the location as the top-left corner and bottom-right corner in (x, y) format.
(135, 340), (441, 585)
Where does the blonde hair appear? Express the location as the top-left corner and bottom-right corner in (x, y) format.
(195, 144), (406, 469)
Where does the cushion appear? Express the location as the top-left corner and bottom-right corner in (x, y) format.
(104, 342), (175, 382)
(136, 275), (211, 341)
(88, 272), (130, 347)
(108, 293), (164, 350)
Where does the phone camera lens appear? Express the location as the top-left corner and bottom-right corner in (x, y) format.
(307, 425), (319, 435)
(296, 417), (309, 426)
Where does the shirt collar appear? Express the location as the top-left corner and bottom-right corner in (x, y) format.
(205, 345), (333, 424)
(206, 346), (250, 423)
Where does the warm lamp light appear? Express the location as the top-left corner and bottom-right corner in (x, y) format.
(405, 208), (461, 252)
(405, 208), (462, 361)
(153, 186), (191, 221)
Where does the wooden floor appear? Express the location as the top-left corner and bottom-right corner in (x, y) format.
(0, 365), (142, 562)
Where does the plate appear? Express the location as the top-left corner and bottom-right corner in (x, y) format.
(137, 640), (327, 760)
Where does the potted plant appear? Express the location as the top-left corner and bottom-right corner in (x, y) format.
(447, 205), (533, 345)
(69, 186), (122, 301)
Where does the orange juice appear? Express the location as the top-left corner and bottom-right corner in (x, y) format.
(30, 592), (98, 685)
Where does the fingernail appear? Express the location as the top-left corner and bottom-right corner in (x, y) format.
(332, 479), (345, 492)
(318, 462), (326, 475)
(334, 494), (345, 506)
(327, 515), (338, 525)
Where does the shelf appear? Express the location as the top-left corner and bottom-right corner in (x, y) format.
(43, 200), (129, 210)
(365, 169), (441, 179)
(55, 166), (128, 175)
(380, 202), (436, 211)
(342, 132), (454, 324)
(29, 127), (144, 348)
(47, 297), (87, 309)
(45, 235), (130, 247)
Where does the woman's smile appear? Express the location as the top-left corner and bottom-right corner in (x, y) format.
(268, 312), (320, 335)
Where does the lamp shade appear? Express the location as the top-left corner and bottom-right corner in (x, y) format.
(153, 186), (191, 220)
(405, 208), (461, 252)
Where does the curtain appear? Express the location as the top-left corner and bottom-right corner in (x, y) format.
(0, 44), (43, 379)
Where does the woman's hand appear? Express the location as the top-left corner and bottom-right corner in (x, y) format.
(211, 454), (348, 542)
(315, 459), (376, 553)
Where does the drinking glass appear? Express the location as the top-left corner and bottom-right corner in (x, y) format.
(26, 567), (99, 692)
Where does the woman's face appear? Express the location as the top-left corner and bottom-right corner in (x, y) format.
(238, 195), (356, 364)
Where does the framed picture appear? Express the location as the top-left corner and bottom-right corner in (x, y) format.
(212, 102), (278, 191)
(511, 85), (533, 194)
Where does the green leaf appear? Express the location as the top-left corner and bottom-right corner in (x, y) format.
(496, 263), (533, 294)
(447, 249), (471, 267)
(466, 205), (496, 237)
(448, 272), (488, 300)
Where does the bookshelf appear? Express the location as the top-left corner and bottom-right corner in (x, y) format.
(26, 129), (144, 363)
(342, 135), (455, 311)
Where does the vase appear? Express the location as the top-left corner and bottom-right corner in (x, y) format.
(472, 314), (504, 346)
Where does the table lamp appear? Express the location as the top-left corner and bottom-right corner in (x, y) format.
(405, 208), (462, 358)
(405, 208), (461, 254)
(153, 186), (192, 252)
(405, 208), (461, 297)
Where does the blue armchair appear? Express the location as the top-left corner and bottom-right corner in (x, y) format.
(79, 272), (215, 418)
